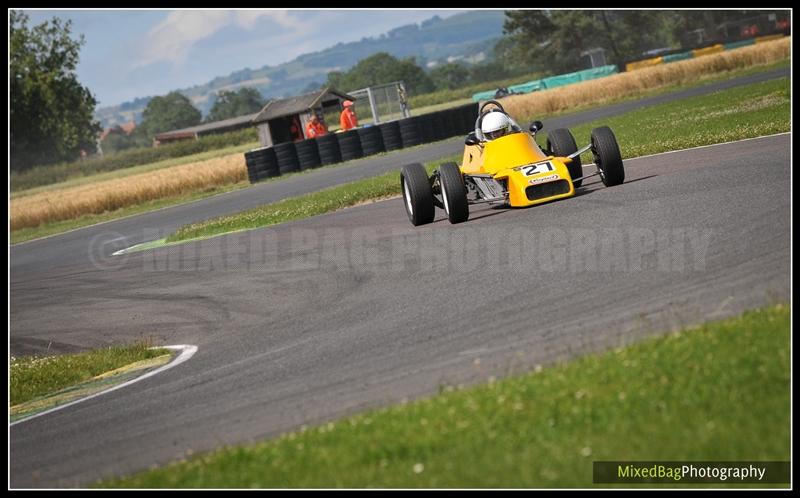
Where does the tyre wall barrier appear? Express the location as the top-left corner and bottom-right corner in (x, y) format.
(337, 129), (363, 162)
(398, 117), (421, 147)
(378, 120), (403, 151)
(316, 133), (342, 165)
(243, 104), (482, 184)
(357, 125), (385, 156)
(274, 141), (300, 174)
(244, 146), (279, 184)
(295, 138), (322, 170)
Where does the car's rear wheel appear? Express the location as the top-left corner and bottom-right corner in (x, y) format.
(400, 163), (435, 226)
(438, 162), (469, 224)
(591, 126), (624, 187)
(547, 128), (583, 188)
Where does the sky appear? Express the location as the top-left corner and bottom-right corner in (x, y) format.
(20, 9), (468, 108)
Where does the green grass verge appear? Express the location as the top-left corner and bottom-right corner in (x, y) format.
(165, 158), (454, 243)
(103, 304), (790, 488)
(167, 76), (789, 244)
(548, 76), (790, 166)
(11, 341), (171, 406)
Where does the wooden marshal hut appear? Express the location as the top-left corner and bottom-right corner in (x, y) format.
(251, 86), (353, 147)
(153, 86), (354, 148)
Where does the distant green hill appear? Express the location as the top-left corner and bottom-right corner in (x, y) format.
(96, 11), (506, 128)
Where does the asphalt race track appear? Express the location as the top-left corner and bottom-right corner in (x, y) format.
(10, 72), (790, 487)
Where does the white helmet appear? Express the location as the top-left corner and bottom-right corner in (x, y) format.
(481, 111), (512, 140)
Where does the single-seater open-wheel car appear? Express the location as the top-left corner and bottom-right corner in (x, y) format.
(400, 100), (625, 226)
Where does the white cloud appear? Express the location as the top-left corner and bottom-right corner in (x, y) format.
(134, 10), (303, 68)
(233, 10), (301, 30)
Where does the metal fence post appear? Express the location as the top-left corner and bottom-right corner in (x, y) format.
(398, 82), (410, 118)
(366, 86), (380, 124)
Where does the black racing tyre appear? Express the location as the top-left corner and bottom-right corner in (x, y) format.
(430, 111), (447, 141)
(398, 117), (421, 147)
(295, 138), (321, 170)
(591, 126), (625, 187)
(256, 168), (281, 181)
(251, 157), (277, 169)
(337, 129), (363, 161)
(418, 114), (436, 143)
(438, 162), (469, 224)
(247, 169), (259, 184)
(274, 142), (300, 174)
(378, 121), (403, 151)
(400, 163), (435, 226)
(445, 107), (464, 138)
(357, 126), (385, 156)
(316, 134), (342, 165)
(245, 147), (276, 167)
(457, 103), (477, 135)
(547, 128), (583, 189)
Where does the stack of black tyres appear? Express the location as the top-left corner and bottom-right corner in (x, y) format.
(244, 147), (279, 184)
(357, 126), (385, 156)
(295, 138), (321, 170)
(450, 105), (467, 136)
(378, 121), (403, 151)
(316, 133), (342, 165)
(435, 110), (458, 141)
(466, 102), (479, 134)
(337, 129), (363, 162)
(418, 114), (436, 144)
(274, 142), (300, 174)
(398, 117), (421, 147)
(463, 102), (479, 135)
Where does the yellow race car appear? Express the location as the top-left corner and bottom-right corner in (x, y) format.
(400, 100), (625, 225)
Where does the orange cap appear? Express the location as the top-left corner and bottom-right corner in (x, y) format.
(343, 100), (354, 107)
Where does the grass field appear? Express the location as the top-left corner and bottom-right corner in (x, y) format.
(11, 142), (258, 199)
(102, 304), (790, 488)
(10, 152), (248, 233)
(163, 75), (789, 244)
(11, 342), (170, 407)
(9, 39), (789, 244)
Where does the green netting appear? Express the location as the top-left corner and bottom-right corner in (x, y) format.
(576, 65), (618, 80)
(541, 72), (582, 89)
(473, 64), (618, 100)
(472, 90), (498, 101)
(724, 39), (756, 50)
(508, 80), (544, 93)
(663, 51), (694, 63)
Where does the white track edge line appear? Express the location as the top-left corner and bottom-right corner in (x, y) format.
(9, 344), (198, 427)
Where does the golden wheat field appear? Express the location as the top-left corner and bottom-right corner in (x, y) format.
(9, 37), (789, 232)
(502, 37), (790, 122)
(10, 153), (247, 231)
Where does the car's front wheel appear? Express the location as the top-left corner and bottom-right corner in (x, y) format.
(400, 163), (435, 226)
(591, 126), (624, 187)
(438, 162), (469, 224)
(547, 128), (583, 188)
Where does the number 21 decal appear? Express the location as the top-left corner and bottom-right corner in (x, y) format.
(522, 162), (554, 176)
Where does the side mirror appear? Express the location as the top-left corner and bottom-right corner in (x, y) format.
(465, 131), (479, 146)
(529, 120), (544, 134)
